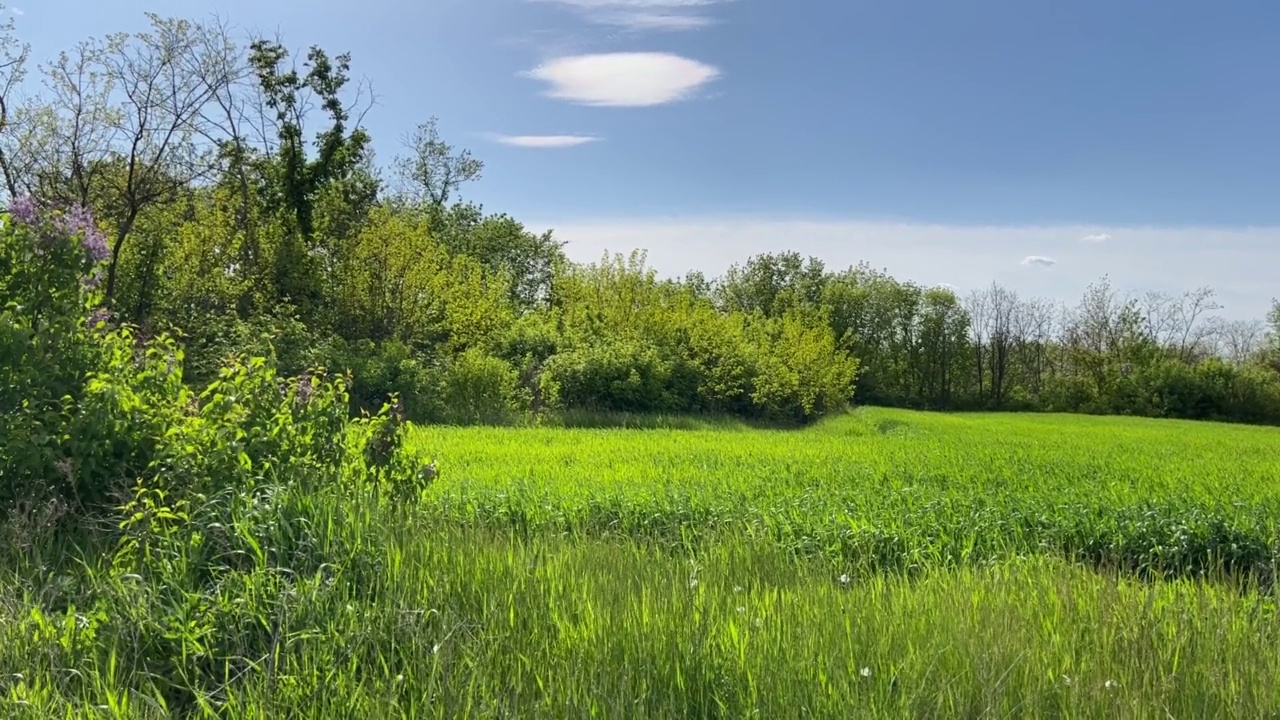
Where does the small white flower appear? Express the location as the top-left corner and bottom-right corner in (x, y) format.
(1104, 679), (1117, 690)
(395, 674), (404, 683)
(838, 573), (851, 587)
(753, 618), (763, 628)
(736, 606), (746, 614)
(733, 585), (743, 593)
(432, 643), (441, 654)
(860, 667), (872, 678)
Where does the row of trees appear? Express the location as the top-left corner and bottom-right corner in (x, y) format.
(2, 11), (1277, 426)
(709, 252), (1280, 422)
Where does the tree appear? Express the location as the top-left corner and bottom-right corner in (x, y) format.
(431, 203), (565, 312)
(23, 14), (238, 304)
(248, 37), (375, 245)
(1138, 286), (1222, 362)
(714, 251), (826, 318)
(393, 116), (482, 211)
(0, 5), (30, 199)
(1210, 317), (1266, 366)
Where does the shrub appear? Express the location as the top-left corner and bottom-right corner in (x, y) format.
(1, 199), (112, 516)
(420, 347), (530, 425)
(543, 340), (679, 414)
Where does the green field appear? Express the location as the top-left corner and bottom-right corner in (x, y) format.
(407, 408), (1280, 579)
(6, 408), (1280, 718)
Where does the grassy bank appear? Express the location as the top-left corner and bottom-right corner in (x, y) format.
(4, 408), (1280, 717)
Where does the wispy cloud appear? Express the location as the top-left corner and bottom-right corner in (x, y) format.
(523, 52), (720, 106)
(529, 0), (724, 32)
(1021, 255), (1057, 267)
(1082, 232), (1112, 243)
(488, 133), (601, 148)
(9, 7), (23, 15)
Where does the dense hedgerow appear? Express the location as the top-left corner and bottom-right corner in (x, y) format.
(1, 199), (425, 713)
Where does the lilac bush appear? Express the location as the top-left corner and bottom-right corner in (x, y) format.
(6, 195), (111, 265)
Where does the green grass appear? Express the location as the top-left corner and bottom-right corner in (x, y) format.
(406, 408), (1280, 580)
(5, 408), (1280, 717)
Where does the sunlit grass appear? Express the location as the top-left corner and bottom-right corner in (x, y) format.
(5, 528), (1280, 718)
(404, 408), (1280, 580)
(4, 408), (1280, 717)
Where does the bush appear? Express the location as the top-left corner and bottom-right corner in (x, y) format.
(1, 197), (421, 713)
(1, 199), (112, 515)
(1, 194), (412, 525)
(419, 347), (530, 425)
(746, 312), (860, 423)
(543, 340), (681, 414)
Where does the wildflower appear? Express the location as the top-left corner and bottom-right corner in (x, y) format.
(7, 195), (40, 225)
(860, 667), (872, 678)
(1104, 679), (1118, 690)
(736, 606), (746, 614)
(59, 204), (110, 263)
(838, 573), (851, 588)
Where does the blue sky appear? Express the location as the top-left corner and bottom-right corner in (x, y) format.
(10, 0), (1280, 319)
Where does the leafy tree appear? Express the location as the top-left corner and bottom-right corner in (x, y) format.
(393, 116), (483, 211)
(431, 202), (565, 311)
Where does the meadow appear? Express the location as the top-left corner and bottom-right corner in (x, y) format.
(5, 408), (1280, 718)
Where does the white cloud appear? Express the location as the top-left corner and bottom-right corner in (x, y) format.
(9, 7), (22, 14)
(1082, 232), (1112, 243)
(523, 52), (720, 106)
(489, 134), (601, 148)
(1021, 255), (1057, 267)
(530, 0), (723, 32)
(516, 216), (1280, 320)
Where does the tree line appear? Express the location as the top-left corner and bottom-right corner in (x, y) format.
(2, 12), (1277, 426)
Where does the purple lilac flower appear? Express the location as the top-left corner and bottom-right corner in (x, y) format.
(7, 195), (41, 225)
(59, 205), (110, 263)
(87, 307), (112, 330)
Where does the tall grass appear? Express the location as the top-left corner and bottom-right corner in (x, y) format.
(5, 525), (1280, 718)
(405, 408), (1280, 582)
(5, 408), (1280, 717)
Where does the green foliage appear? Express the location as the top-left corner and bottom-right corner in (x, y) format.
(429, 202), (564, 311)
(747, 311), (860, 423)
(248, 39), (374, 245)
(422, 347), (530, 426)
(0, 198), (419, 713)
(4, 10), (1277, 431)
(1, 205), (109, 514)
(332, 208), (514, 353)
(544, 339), (680, 414)
(542, 251), (859, 422)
